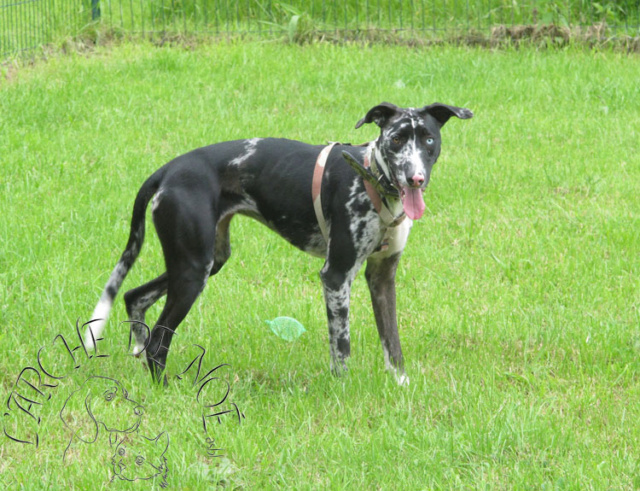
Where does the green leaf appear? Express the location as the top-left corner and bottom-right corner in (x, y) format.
(266, 317), (306, 342)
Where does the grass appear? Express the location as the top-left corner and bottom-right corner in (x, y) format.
(78, 0), (640, 36)
(1, 41), (639, 489)
(82, 0), (640, 35)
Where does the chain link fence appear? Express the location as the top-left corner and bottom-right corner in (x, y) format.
(2, 0), (640, 58)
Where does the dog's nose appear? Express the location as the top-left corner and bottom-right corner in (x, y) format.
(408, 173), (425, 187)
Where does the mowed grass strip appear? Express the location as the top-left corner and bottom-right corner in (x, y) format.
(1, 43), (639, 489)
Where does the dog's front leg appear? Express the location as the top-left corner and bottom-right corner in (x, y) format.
(320, 259), (360, 375)
(365, 253), (409, 385)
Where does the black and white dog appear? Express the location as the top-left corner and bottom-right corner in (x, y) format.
(85, 102), (472, 385)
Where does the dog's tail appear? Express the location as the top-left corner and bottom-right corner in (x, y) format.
(84, 168), (166, 350)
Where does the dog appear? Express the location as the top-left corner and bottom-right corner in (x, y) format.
(111, 431), (169, 487)
(84, 102), (472, 385)
(60, 376), (145, 460)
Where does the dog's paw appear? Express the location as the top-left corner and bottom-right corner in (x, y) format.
(395, 373), (410, 387)
(132, 341), (148, 357)
(330, 358), (349, 377)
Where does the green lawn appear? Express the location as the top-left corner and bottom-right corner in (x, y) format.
(1, 42), (639, 489)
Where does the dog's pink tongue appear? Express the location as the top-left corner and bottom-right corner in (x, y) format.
(402, 187), (425, 220)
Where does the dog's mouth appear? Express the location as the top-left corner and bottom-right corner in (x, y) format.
(400, 186), (426, 220)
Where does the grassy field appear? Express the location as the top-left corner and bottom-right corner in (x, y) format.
(1, 42), (639, 489)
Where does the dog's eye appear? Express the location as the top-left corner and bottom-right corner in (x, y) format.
(105, 393), (115, 401)
(392, 137), (402, 145)
(135, 456), (145, 466)
(426, 138), (435, 145)
(118, 447), (125, 456)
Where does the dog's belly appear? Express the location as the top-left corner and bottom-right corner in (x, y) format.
(299, 231), (327, 258)
(237, 207), (328, 258)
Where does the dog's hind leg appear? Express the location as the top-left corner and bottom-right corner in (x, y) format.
(144, 188), (218, 384)
(85, 169), (165, 349)
(121, 198), (232, 360)
(123, 273), (168, 355)
(145, 260), (213, 383)
(365, 253), (408, 385)
(145, 210), (235, 379)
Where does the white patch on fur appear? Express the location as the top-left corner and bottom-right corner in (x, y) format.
(85, 298), (111, 349)
(382, 342), (392, 369)
(397, 135), (425, 185)
(229, 138), (262, 166)
(372, 145), (391, 179)
(383, 196), (405, 223)
(85, 261), (129, 349)
(381, 343), (410, 385)
(396, 373), (410, 386)
(371, 218), (413, 259)
(151, 188), (164, 213)
(132, 341), (145, 356)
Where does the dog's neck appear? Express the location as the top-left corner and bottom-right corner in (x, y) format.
(364, 144), (406, 227)
(365, 144), (400, 200)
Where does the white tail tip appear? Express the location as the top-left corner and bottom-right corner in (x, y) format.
(85, 298), (112, 349)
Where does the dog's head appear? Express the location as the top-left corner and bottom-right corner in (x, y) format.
(111, 432), (169, 485)
(60, 376), (145, 445)
(354, 102), (472, 220)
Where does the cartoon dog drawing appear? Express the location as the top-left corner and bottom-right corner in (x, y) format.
(60, 375), (144, 460)
(111, 432), (169, 487)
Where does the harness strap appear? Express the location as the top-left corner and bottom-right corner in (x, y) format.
(363, 150), (406, 228)
(312, 143), (405, 247)
(312, 142), (337, 243)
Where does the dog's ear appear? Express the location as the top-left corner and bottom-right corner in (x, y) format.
(355, 102), (400, 129)
(419, 103), (473, 127)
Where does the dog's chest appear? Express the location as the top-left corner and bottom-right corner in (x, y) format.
(343, 182), (393, 256)
(346, 181), (412, 259)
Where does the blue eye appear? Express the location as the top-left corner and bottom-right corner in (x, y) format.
(426, 138), (434, 145)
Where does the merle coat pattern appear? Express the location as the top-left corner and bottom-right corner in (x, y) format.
(85, 102), (472, 385)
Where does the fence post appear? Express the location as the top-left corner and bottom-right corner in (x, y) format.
(91, 0), (101, 20)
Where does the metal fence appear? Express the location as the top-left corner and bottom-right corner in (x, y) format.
(2, 0), (640, 58)
(1, 0), (86, 57)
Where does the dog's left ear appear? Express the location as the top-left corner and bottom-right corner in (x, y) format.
(355, 102), (400, 129)
(419, 103), (473, 127)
